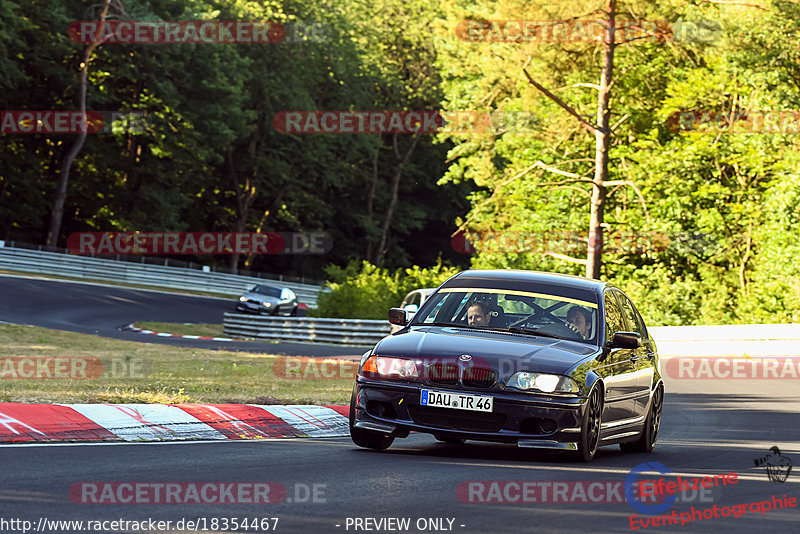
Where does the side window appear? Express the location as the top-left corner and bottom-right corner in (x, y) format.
(497, 294), (534, 314)
(616, 291), (648, 338)
(604, 291), (625, 340)
(421, 297), (445, 323)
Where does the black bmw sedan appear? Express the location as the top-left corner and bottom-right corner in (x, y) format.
(349, 270), (663, 462)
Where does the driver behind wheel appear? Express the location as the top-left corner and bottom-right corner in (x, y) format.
(566, 306), (591, 339)
(467, 300), (491, 327)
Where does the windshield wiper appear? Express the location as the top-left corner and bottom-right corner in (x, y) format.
(504, 327), (570, 340)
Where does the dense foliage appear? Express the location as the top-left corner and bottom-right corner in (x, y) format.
(314, 260), (458, 319)
(2, 0), (798, 324)
(0, 0), (472, 278)
(434, 0), (800, 325)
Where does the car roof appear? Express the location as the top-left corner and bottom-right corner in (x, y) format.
(443, 269), (611, 293)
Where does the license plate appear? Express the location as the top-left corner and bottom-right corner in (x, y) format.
(420, 390), (493, 412)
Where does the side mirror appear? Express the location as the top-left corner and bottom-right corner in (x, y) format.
(388, 307), (409, 326)
(608, 331), (641, 349)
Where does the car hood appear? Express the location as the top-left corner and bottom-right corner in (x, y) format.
(241, 292), (280, 303)
(373, 326), (600, 376)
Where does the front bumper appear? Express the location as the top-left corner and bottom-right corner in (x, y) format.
(353, 378), (588, 450)
(236, 302), (271, 314)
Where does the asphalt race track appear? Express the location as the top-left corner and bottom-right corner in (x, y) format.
(0, 274), (361, 357)
(1, 274), (799, 533)
(2, 379), (799, 534)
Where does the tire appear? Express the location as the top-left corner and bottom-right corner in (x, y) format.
(574, 385), (603, 462)
(620, 384), (663, 453)
(290, 306), (298, 317)
(349, 386), (394, 450)
(435, 435), (466, 445)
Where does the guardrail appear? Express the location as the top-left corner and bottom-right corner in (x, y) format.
(649, 324), (800, 357)
(223, 314), (800, 354)
(224, 314), (390, 346)
(0, 244), (324, 307)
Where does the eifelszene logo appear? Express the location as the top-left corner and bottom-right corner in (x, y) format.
(753, 446), (793, 483)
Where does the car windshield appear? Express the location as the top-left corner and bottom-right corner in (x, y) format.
(412, 287), (599, 344)
(252, 285), (281, 298)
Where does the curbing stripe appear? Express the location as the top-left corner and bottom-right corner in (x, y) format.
(258, 405), (350, 438)
(0, 403), (349, 444)
(120, 323), (237, 342)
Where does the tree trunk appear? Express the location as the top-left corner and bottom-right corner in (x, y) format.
(365, 148), (379, 261)
(586, 0), (616, 279)
(46, 0), (112, 249)
(375, 132), (421, 266)
(227, 146), (255, 273)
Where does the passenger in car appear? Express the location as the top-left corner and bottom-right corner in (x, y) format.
(566, 306), (591, 339)
(467, 301), (492, 327)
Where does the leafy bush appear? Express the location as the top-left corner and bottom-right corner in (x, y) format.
(313, 260), (460, 319)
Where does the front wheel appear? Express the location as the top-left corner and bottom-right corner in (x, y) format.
(574, 385), (602, 462)
(349, 387), (394, 450)
(620, 384), (663, 453)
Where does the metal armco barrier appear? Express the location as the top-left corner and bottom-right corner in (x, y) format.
(223, 314), (391, 346)
(223, 313), (800, 352)
(649, 324), (800, 357)
(0, 244), (324, 307)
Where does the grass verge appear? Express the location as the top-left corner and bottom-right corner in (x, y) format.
(0, 324), (353, 405)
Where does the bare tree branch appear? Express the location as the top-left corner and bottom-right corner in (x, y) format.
(452, 159), (598, 237)
(522, 68), (599, 133)
(451, 163), (543, 236)
(532, 160), (592, 181)
(610, 113), (629, 132)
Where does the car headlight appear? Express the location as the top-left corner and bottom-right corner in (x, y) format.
(507, 372), (578, 394)
(360, 356), (418, 380)
(239, 296), (247, 302)
(262, 302), (272, 307)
